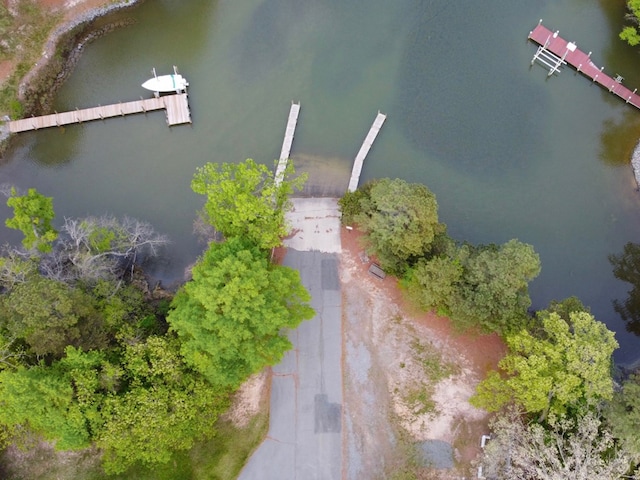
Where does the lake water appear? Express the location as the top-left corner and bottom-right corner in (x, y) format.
(1, 0), (640, 364)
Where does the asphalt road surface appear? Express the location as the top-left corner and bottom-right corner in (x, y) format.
(239, 199), (343, 480)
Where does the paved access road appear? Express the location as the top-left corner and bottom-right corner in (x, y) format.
(239, 199), (343, 480)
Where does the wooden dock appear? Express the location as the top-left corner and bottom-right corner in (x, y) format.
(275, 102), (300, 186)
(348, 112), (386, 192)
(528, 21), (640, 109)
(8, 93), (191, 133)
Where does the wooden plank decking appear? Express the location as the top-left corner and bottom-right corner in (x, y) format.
(275, 102), (300, 186)
(8, 93), (191, 133)
(347, 112), (386, 192)
(528, 21), (640, 109)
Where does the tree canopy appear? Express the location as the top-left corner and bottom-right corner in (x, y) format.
(621, 0), (640, 46)
(0, 338), (229, 474)
(5, 187), (57, 253)
(352, 178), (446, 274)
(472, 310), (618, 419)
(447, 240), (540, 334)
(191, 159), (305, 249)
(605, 373), (640, 462)
(0, 276), (106, 359)
(168, 237), (314, 389)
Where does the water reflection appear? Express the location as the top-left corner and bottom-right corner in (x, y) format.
(599, 111), (640, 166)
(29, 126), (81, 168)
(610, 242), (640, 336)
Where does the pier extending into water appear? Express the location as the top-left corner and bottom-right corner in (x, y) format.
(8, 93), (191, 133)
(274, 102), (300, 186)
(348, 112), (386, 192)
(528, 20), (640, 109)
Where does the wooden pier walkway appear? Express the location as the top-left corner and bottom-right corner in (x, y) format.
(348, 112), (386, 192)
(528, 21), (640, 109)
(274, 102), (300, 186)
(8, 93), (191, 133)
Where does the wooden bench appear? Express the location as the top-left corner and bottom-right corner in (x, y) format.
(368, 263), (386, 279)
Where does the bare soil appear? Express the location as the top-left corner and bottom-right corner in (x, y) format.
(222, 370), (270, 429)
(340, 227), (506, 479)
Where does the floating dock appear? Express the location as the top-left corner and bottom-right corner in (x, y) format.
(274, 102), (300, 186)
(528, 20), (640, 109)
(8, 93), (191, 133)
(347, 112), (386, 192)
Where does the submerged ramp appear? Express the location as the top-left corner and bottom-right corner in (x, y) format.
(8, 93), (191, 133)
(275, 102), (300, 186)
(348, 112), (386, 192)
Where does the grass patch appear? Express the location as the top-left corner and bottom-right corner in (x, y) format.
(404, 388), (437, 416)
(410, 339), (458, 382)
(189, 412), (269, 480)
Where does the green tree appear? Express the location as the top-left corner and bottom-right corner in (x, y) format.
(0, 362), (91, 450)
(0, 276), (107, 359)
(0, 338), (229, 474)
(355, 178), (445, 275)
(5, 187), (58, 253)
(191, 159), (305, 249)
(472, 310), (618, 420)
(96, 337), (228, 474)
(448, 240), (540, 334)
(402, 255), (463, 314)
(621, 0), (640, 46)
(337, 181), (374, 225)
(605, 373), (640, 462)
(168, 237), (314, 388)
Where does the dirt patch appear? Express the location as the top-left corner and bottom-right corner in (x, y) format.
(221, 370), (270, 429)
(36, 0), (114, 22)
(340, 227), (506, 478)
(0, 60), (15, 85)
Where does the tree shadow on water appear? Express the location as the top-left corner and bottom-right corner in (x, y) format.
(609, 242), (640, 336)
(599, 111), (640, 167)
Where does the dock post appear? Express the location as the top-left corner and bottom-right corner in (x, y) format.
(76, 107), (81, 123)
(577, 64), (582, 72)
(120, 102), (124, 116)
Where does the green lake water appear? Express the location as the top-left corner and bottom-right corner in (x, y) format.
(2, 0), (640, 364)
